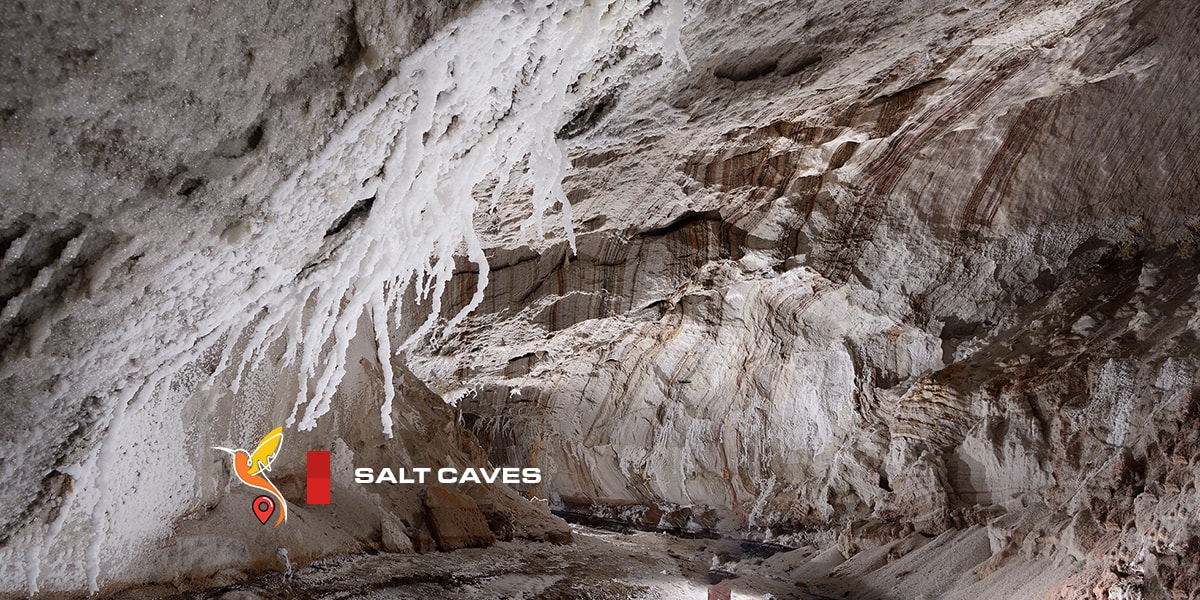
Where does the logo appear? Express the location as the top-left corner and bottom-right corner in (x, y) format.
(214, 427), (536, 527)
(214, 426), (288, 527)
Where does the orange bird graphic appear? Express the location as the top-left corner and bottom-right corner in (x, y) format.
(214, 426), (288, 527)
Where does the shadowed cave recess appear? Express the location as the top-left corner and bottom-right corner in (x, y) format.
(1, 0), (1198, 598)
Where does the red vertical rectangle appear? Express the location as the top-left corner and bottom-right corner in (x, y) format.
(306, 450), (331, 505)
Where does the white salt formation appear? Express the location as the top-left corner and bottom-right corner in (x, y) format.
(1, 0), (1199, 598)
(1, 0), (677, 594)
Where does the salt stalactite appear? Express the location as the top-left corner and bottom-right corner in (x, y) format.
(1, 1), (689, 594)
(209, 0), (687, 436)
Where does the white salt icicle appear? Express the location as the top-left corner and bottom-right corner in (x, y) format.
(371, 288), (397, 437)
(550, 139), (577, 253)
(663, 0), (691, 70)
(165, 0), (690, 434)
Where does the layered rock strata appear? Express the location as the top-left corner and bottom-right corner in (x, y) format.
(1, 0), (1198, 597)
(408, 0), (1200, 597)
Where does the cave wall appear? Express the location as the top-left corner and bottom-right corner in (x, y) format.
(409, 0), (1200, 596)
(1, 0), (410, 590)
(0, 0), (673, 593)
(1, 0), (1198, 597)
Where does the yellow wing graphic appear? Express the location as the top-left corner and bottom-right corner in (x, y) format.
(247, 426), (283, 476)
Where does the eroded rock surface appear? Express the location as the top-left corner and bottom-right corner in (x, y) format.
(406, 0), (1200, 597)
(1, 0), (1198, 598)
(423, 486), (496, 551)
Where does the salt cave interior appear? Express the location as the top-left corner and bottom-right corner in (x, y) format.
(1, 0), (1198, 598)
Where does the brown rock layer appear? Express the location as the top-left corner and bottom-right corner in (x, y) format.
(422, 486), (496, 551)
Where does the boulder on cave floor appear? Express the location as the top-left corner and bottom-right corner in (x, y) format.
(423, 485), (496, 551)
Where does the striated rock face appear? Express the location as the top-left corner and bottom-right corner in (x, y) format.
(1, 0), (1198, 597)
(406, 0), (1200, 596)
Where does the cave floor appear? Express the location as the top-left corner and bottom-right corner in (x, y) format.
(110, 522), (1078, 599)
(112, 525), (830, 599)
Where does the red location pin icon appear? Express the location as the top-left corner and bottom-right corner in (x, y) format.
(252, 495), (274, 524)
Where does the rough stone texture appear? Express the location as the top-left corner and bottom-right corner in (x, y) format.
(381, 517), (414, 554)
(0, 0), (490, 592)
(422, 485), (496, 551)
(406, 0), (1200, 597)
(1, 0), (1198, 598)
(0, 0), (629, 593)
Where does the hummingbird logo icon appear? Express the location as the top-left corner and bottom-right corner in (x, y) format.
(214, 426), (288, 527)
